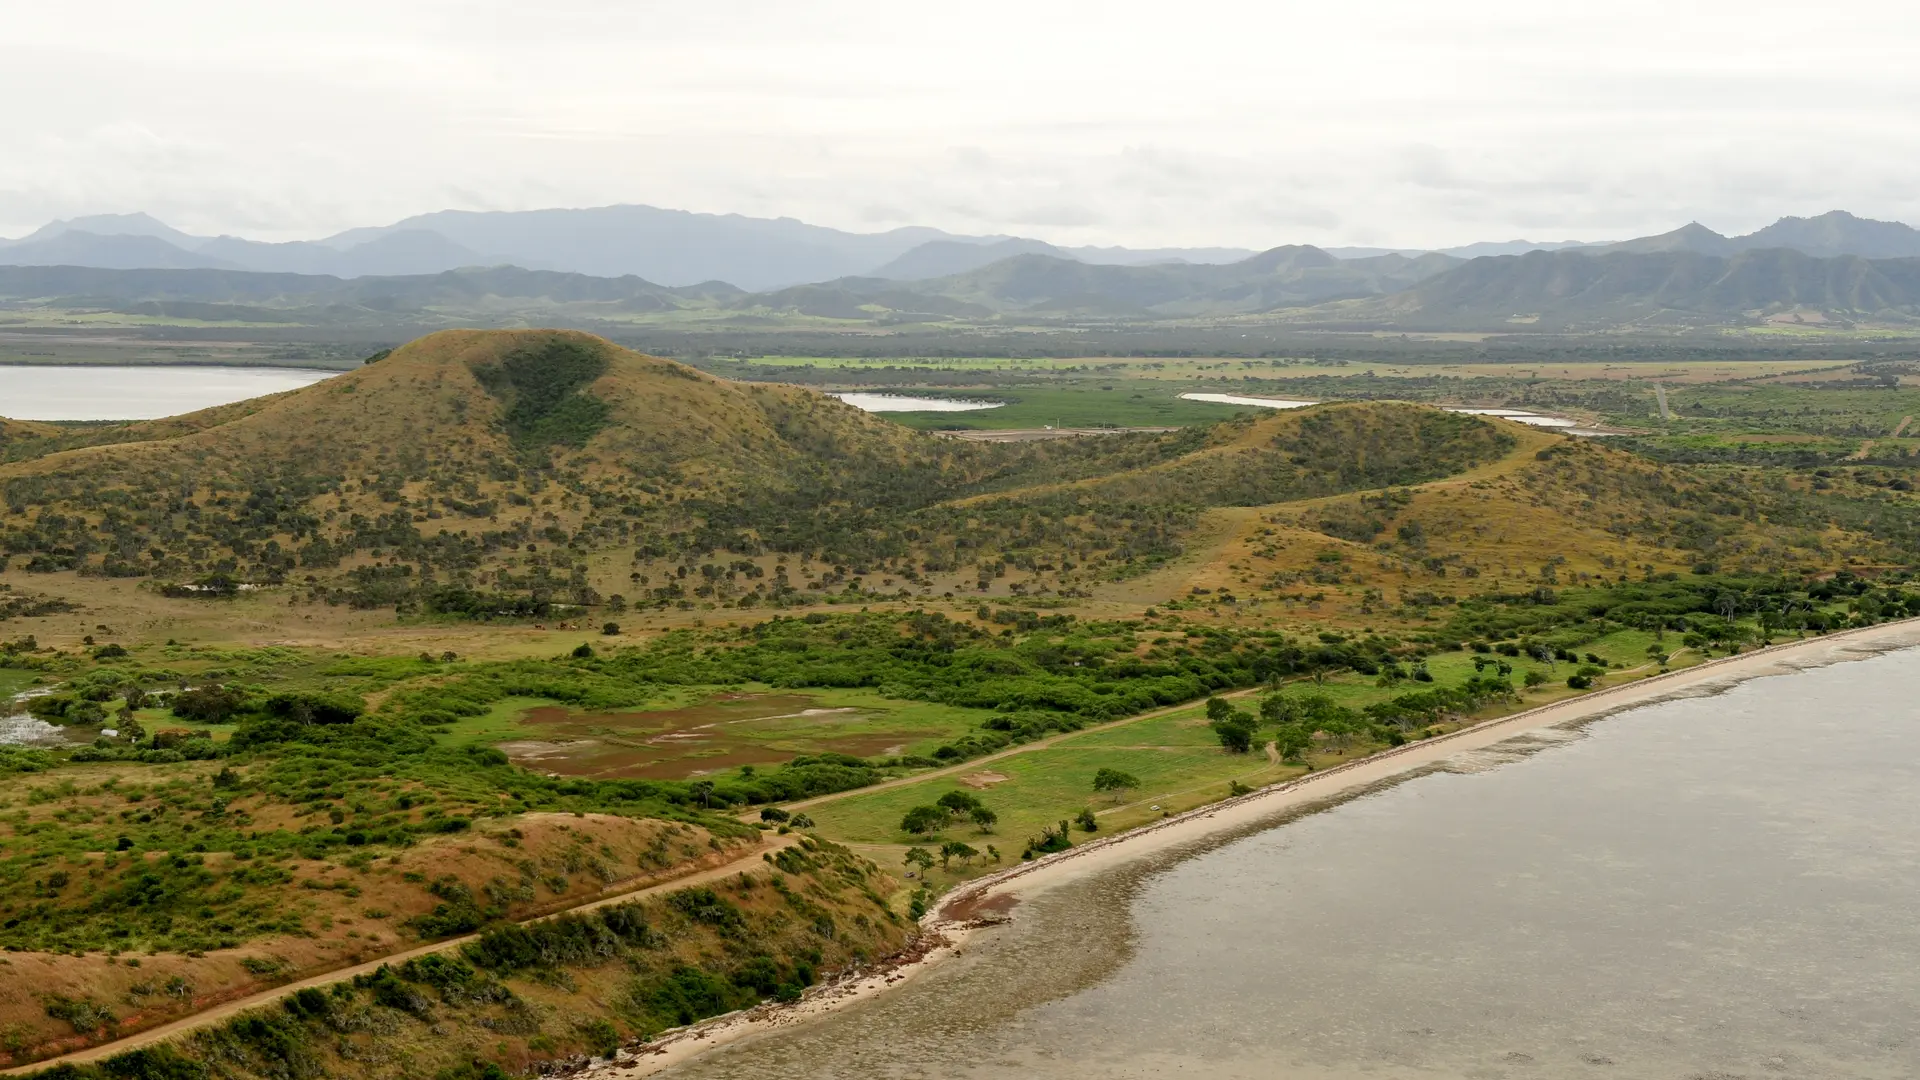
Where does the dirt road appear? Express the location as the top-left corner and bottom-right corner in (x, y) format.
(3, 834), (793, 1075)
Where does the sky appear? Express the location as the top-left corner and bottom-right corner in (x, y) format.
(6, 0), (1920, 248)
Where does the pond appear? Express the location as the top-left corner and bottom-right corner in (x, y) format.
(0, 365), (336, 420)
(1179, 391), (1585, 429)
(1177, 391), (1317, 409)
(830, 392), (1005, 413)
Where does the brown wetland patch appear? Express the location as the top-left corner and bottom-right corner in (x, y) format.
(499, 693), (916, 779)
(959, 771), (1011, 789)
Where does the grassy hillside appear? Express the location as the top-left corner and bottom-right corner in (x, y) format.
(0, 333), (1528, 614)
(0, 330), (936, 586)
(0, 418), (63, 461)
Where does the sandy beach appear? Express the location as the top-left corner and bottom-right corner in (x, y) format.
(599, 618), (1920, 1077)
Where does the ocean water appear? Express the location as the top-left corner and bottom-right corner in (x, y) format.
(663, 645), (1920, 1079)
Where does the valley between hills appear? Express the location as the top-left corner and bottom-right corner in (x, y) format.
(4, 329), (1920, 1079)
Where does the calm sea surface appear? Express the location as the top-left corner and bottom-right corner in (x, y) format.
(0, 365), (337, 420)
(664, 646), (1920, 1079)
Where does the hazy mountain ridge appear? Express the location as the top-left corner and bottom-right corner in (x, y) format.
(0, 246), (1458, 324)
(6, 206), (1917, 294)
(1327, 247), (1920, 329)
(9, 216), (1920, 332)
(1598, 211), (1920, 259)
(808, 246), (1464, 317)
(0, 206), (1266, 289)
(0, 226), (496, 278)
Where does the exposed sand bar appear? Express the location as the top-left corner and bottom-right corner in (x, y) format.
(608, 618), (1920, 1077)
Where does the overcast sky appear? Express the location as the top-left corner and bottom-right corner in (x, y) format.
(6, 0), (1919, 247)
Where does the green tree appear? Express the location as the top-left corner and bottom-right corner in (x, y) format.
(1211, 708), (1257, 753)
(936, 790), (982, 818)
(1091, 768), (1140, 801)
(1274, 723), (1312, 763)
(901, 805), (946, 835)
(1075, 807), (1099, 832)
(939, 840), (979, 869)
(969, 806), (998, 832)
(903, 846), (935, 877)
(1258, 693), (1300, 725)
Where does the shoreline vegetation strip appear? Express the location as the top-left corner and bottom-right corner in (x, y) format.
(15, 619), (1917, 1079)
(593, 616), (1920, 1077)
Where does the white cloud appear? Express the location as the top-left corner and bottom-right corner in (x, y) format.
(3, 0), (1919, 245)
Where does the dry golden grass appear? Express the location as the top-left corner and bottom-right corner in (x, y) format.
(1090, 420), (1886, 631)
(0, 803), (738, 1063)
(0, 329), (934, 584)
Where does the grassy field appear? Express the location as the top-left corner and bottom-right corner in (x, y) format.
(799, 701), (1297, 851)
(788, 626), (1698, 878)
(0, 666), (43, 698)
(721, 356), (1858, 384)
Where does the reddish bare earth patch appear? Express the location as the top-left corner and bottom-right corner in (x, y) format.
(958, 771), (1010, 789)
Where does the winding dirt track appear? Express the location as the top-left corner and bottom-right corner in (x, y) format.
(2, 836), (795, 1075)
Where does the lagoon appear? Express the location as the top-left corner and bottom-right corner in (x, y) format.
(1178, 391), (1583, 429)
(830, 392), (1004, 413)
(0, 365), (337, 421)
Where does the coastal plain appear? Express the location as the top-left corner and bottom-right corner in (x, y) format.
(4, 328), (1920, 1079)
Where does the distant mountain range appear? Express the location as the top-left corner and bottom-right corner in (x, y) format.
(0, 207), (1267, 291)
(6, 209), (1920, 331)
(1598, 212), (1920, 259)
(7, 245), (1920, 332)
(1324, 240), (1602, 259)
(0, 247), (1458, 327)
(0, 212), (496, 277)
(754, 247), (1464, 319)
(7, 204), (1914, 292)
(1325, 247), (1920, 330)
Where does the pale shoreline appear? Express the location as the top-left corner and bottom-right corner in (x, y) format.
(603, 618), (1920, 1078)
